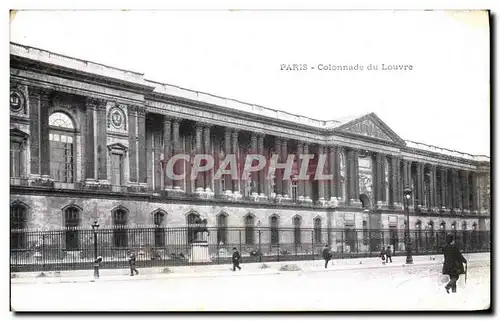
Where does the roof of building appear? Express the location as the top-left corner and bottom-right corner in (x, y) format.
(10, 42), (490, 162)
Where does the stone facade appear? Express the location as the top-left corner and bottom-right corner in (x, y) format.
(9, 42), (490, 237)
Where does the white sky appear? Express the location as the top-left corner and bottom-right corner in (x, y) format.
(9, 10), (490, 156)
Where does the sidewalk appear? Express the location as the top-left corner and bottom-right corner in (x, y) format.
(11, 252), (489, 285)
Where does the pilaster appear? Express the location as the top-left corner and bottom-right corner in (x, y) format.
(163, 116), (172, 190)
(257, 134), (267, 200)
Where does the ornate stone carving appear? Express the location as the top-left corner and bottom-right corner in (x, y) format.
(341, 119), (393, 142)
(107, 104), (127, 130)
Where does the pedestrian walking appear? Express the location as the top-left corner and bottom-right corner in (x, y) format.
(322, 244), (333, 268)
(385, 246), (393, 263)
(128, 250), (139, 276)
(232, 247), (242, 271)
(380, 247), (387, 264)
(442, 234), (467, 294)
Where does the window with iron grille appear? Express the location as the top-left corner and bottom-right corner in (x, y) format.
(64, 207), (80, 250)
(153, 212), (165, 247)
(112, 208), (128, 248)
(293, 216), (302, 245)
(217, 214), (228, 245)
(10, 204), (27, 249)
(270, 216), (279, 245)
(314, 218), (322, 244)
(244, 215), (255, 245)
(49, 112), (76, 183)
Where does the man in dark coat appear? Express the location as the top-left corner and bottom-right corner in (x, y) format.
(128, 250), (139, 276)
(232, 247), (242, 271)
(322, 244), (333, 268)
(442, 234), (467, 293)
(380, 247), (387, 264)
(385, 246), (393, 263)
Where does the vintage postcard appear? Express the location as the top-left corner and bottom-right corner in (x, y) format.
(8, 9), (490, 312)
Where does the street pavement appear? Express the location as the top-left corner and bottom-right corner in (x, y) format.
(11, 256), (490, 311)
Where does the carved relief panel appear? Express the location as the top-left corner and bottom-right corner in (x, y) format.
(107, 102), (128, 135)
(10, 83), (29, 117)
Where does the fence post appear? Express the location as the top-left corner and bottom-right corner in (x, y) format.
(311, 230), (314, 261)
(340, 229), (344, 259)
(239, 230), (242, 255)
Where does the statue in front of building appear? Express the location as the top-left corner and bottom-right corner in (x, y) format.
(193, 217), (210, 242)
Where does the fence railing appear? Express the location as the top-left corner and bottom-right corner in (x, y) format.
(10, 227), (491, 272)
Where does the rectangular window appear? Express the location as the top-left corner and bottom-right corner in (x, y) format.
(10, 141), (21, 178)
(111, 153), (123, 187)
(50, 135), (74, 183)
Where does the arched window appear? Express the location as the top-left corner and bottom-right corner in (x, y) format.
(11, 203), (28, 249)
(49, 112), (76, 183)
(293, 216), (302, 245)
(64, 206), (80, 250)
(112, 207), (128, 248)
(270, 215), (279, 245)
(217, 214), (228, 245)
(244, 214), (255, 245)
(314, 217), (322, 244)
(187, 212), (199, 243)
(153, 210), (166, 247)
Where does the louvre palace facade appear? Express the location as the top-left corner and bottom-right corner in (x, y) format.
(10, 43), (490, 253)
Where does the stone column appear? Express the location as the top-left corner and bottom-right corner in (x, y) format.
(471, 172), (478, 213)
(281, 139), (289, 198)
(274, 138), (283, 197)
(163, 117), (172, 190)
(440, 166), (447, 210)
(28, 87), (41, 177)
(224, 128), (232, 194)
(232, 130), (240, 194)
(328, 145), (336, 202)
(194, 123), (204, 193)
(453, 169), (461, 211)
(171, 118), (182, 191)
(415, 162), (423, 207)
(137, 108), (147, 186)
(336, 146), (344, 202)
(297, 142), (305, 200)
(39, 90), (51, 178)
(318, 145), (325, 201)
(395, 157), (402, 206)
(249, 133), (258, 196)
(85, 98), (97, 181)
(375, 153), (383, 207)
(96, 100), (108, 183)
(389, 155), (398, 208)
(203, 125), (212, 193)
(354, 149), (360, 203)
(429, 165), (437, 211)
(322, 146), (330, 201)
(345, 148), (352, 203)
(303, 143), (312, 202)
(257, 134), (266, 197)
(462, 171), (470, 213)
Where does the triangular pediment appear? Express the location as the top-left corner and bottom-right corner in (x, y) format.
(334, 113), (405, 145)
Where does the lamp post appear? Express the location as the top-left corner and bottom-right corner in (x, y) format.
(403, 187), (413, 264)
(91, 220), (100, 279)
(257, 220), (262, 262)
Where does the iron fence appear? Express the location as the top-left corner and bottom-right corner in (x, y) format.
(10, 226), (491, 272)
